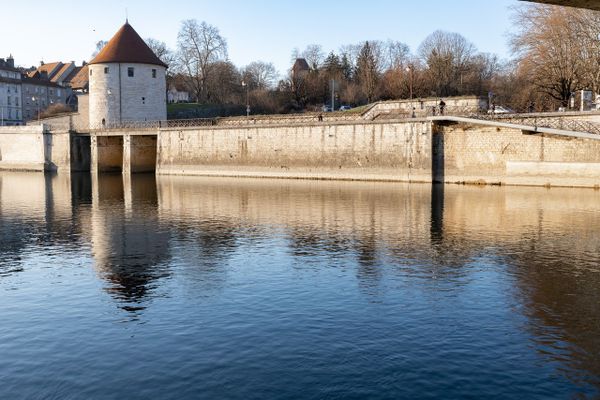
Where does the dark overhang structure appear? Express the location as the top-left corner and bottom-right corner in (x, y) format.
(522, 0), (600, 11)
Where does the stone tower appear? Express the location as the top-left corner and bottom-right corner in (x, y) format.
(88, 22), (167, 128)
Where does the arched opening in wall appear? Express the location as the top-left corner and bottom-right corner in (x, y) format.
(96, 136), (124, 173)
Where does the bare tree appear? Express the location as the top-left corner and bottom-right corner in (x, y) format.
(419, 30), (476, 96)
(301, 44), (325, 70)
(383, 40), (411, 70)
(511, 5), (584, 107)
(176, 19), (228, 103)
(92, 40), (108, 58)
(146, 38), (175, 67)
(242, 61), (278, 90)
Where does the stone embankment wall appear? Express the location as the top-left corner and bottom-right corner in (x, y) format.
(157, 117), (600, 188)
(436, 122), (600, 187)
(0, 125), (89, 172)
(0, 126), (46, 171)
(157, 120), (433, 182)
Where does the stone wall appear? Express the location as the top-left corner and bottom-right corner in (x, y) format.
(157, 120), (433, 182)
(0, 126), (45, 171)
(156, 118), (600, 187)
(362, 96), (488, 120)
(0, 125), (89, 172)
(437, 122), (600, 187)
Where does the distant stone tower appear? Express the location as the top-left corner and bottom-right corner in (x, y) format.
(88, 21), (167, 128)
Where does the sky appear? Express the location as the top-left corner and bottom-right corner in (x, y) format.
(1, 0), (519, 77)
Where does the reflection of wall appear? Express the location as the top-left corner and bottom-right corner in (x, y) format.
(157, 176), (433, 246)
(0, 172), (89, 272)
(156, 175), (600, 386)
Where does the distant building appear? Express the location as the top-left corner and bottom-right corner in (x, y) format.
(88, 21), (168, 128)
(0, 55), (23, 125)
(292, 58), (310, 80)
(291, 58), (310, 94)
(21, 77), (69, 121)
(168, 84), (190, 103)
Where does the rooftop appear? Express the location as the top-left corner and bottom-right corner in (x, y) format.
(89, 22), (167, 68)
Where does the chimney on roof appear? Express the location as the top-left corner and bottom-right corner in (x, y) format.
(40, 61), (44, 66)
(82, 61), (87, 66)
(7, 55), (14, 68)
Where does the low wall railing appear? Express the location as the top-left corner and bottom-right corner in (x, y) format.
(468, 114), (600, 136)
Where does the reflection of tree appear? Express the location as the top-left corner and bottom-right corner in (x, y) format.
(508, 236), (600, 391)
(167, 219), (239, 297)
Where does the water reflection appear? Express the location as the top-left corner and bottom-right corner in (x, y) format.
(2, 172), (600, 396)
(90, 173), (171, 310)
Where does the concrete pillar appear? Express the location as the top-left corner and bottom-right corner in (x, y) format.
(122, 134), (132, 176)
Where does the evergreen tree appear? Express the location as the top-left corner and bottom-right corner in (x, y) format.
(340, 54), (353, 82)
(323, 52), (342, 79)
(355, 41), (379, 103)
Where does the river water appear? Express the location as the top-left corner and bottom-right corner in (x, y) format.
(1, 172), (599, 399)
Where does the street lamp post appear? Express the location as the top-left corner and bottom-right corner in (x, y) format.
(241, 80), (250, 118)
(405, 65), (415, 117)
(32, 96), (40, 122)
(405, 65), (414, 101)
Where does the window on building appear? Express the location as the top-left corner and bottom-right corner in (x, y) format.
(50, 89), (54, 96)
(7, 97), (11, 105)
(142, 97), (145, 104)
(57, 89), (61, 97)
(128, 67), (135, 77)
(15, 97), (18, 106)
(90, 68), (93, 76)
(152, 69), (157, 78)
(104, 67), (109, 74)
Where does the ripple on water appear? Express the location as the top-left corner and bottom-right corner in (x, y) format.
(1, 174), (600, 398)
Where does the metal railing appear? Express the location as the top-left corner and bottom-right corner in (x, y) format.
(83, 113), (364, 132)
(468, 114), (600, 135)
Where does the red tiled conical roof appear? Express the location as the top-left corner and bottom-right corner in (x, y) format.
(89, 22), (167, 68)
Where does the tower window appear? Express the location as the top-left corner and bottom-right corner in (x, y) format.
(104, 67), (109, 74)
(128, 67), (134, 77)
(152, 69), (157, 78)
(89, 69), (92, 76)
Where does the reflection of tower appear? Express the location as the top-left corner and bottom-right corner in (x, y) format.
(88, 21), (167, 128)
(90, 174), (170, 306)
